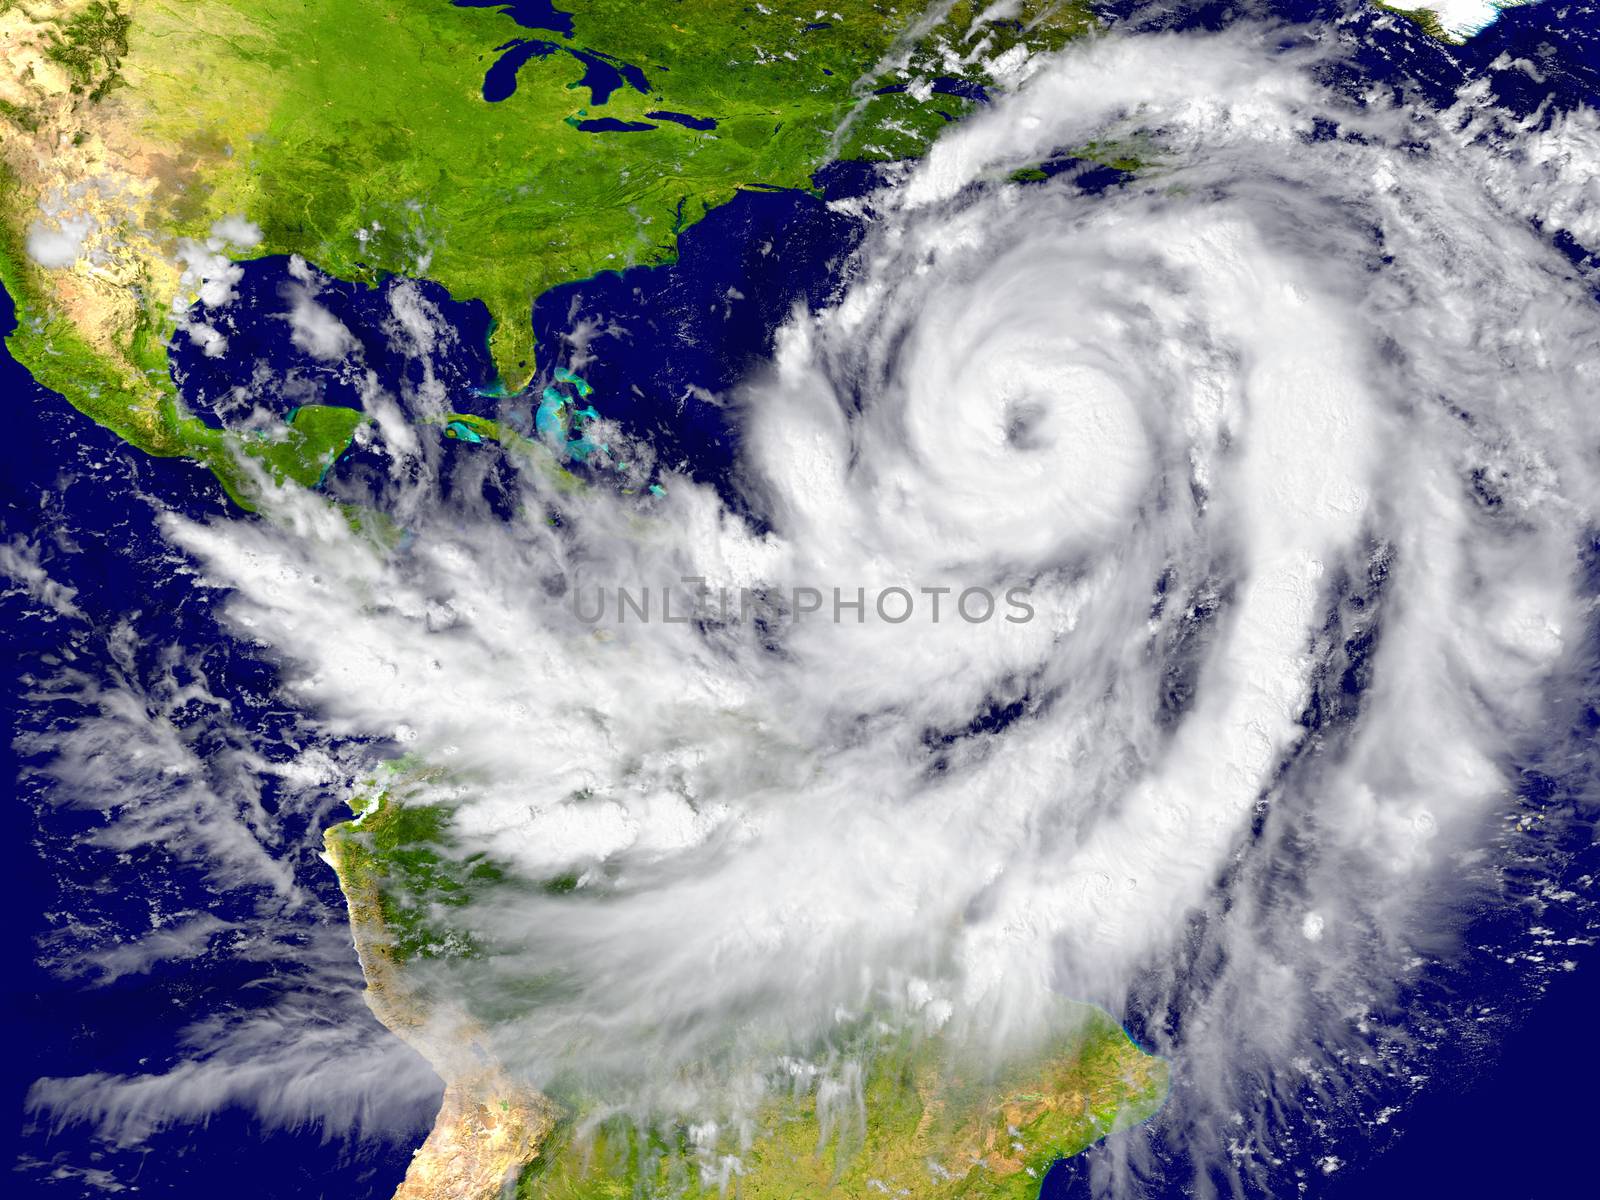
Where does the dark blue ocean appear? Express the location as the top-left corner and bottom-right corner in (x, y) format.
(7, 1), (1600, 1195)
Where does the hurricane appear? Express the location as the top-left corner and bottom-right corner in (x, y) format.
(15, 10), (1600, 1200)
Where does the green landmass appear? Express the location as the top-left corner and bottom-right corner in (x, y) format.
(0, 188), (364, 506)
(517, 1006), (1165, 1199)
(1008, 135), (1155, 184)
(325, 785), (1169, 1200)
(1374, 2), (1459, 42)
(0, 0), (1098, 509)
(325, 771), (509, 965)
(43, 0), (132, 101)
(1372, 0), (1531, 43)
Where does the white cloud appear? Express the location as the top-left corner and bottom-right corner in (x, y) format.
(0, 537), (83, 619)
(183, 320), (229, 357)
(386, 280), (441, 356)
(173, 238), (244, 310)
(25, 215), (94, 268)
(283, 286), (356, 360)
(209, 214), (263, 248)
(25, 970), (440, 1147)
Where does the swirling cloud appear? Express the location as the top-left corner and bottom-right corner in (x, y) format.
(127, 21), (1600, 1193)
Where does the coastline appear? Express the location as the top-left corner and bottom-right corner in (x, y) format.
(322, 808), (1168, 1200)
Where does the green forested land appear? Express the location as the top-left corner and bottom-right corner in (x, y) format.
(513, 1002), (1165, 1199)
(130, 0), (1094, 385)
(324, 787), (1167, 1200)
(1, 1), (1095, 506)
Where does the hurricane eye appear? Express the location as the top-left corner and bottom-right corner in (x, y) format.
(1003, 399), (1050, 450)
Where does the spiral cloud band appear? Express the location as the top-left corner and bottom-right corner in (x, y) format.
(62, 19), (1600, 1195)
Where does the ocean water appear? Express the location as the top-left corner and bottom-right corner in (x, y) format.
(1, 284), (438, 1195)
(3, 167), (872, 1195)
